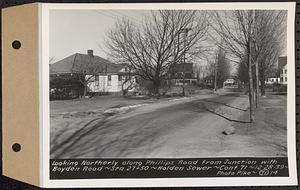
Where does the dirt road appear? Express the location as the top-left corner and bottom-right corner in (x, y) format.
(51, 92), (259, 158)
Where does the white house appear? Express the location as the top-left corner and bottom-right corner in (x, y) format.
(50, 50), (137, 96)
(265, 56), (287, 85)
(87, 67), (137, 93)
(265, 77), (280, 85)
(280, 64), (287, 85)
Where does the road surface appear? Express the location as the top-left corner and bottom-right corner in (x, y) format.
(51, 91), (257, 158)
(51, 93), (284, 158)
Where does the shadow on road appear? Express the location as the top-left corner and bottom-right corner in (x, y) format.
(205, 99), (248, 112)
(204, 106), (251, 124)
(51, 117), (109, 158)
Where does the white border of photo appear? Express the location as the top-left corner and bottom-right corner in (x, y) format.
(40, 2), (297, 188)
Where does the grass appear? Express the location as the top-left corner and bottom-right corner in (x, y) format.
(231, 93), (287, 156)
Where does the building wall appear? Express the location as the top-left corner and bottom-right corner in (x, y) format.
(87, 74), (136, 93)
(174, 79), (197, 86)
(265, 77), (280, 85)
(280, 64), (287, 85)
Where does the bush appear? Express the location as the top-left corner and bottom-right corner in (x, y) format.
(272, 83), (287, 92)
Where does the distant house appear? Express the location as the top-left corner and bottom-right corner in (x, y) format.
(170, 63), (197, 85)
(278, 56), (287, 84)
(265, 56), (287, 85)
(280, 64), (287, 84)
(278, 56), (287, 75)
(265, 77), (280, 85)
(223, 78), (239, 88)
(50, 50), (136, 97)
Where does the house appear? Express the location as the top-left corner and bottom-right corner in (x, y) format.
(278, 56), (287, 84)
(278, 56), (287, 75)
(280, 64), (287, 84)
(170, 63), (197, 85)
(265, 77), (280, 85)
(50, 50), (136, 97)
(223, 78), (239, 88)
(264, 56), (287, 85)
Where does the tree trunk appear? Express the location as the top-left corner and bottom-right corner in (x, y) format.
(260, 74), (266, 96)
(214, 61), (218, 91)
(248, 43), (254, 123)
(248, 10), (254, 123)
(255, 60), (259, 108)
(122, 90), (128, 96)
(83, 83), (87, 97)
(153, 80), (160, 96)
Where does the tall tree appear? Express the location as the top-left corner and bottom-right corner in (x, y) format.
(71, 55), (107, 97)
(210, 10), (256, 122)
(210, 10), (286, 122)
(251, 10), (286, 96)
(106, 10), (209, 95)
(237, 56), (249, 84)
(215, 47), (231, 89)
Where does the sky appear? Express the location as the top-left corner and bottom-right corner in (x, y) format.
(50, 10), (147, 62)
(50, 9), (287, 76)
(49, 9), (213, 73)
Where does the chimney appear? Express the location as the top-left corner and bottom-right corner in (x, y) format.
(87, 49), (93, 57)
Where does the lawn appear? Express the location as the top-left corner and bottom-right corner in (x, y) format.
(223, 93), (288, 157)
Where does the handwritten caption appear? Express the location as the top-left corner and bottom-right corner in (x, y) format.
(50, 158), (288, 179)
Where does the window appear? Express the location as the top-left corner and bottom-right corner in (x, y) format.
(107, 75), (111, 86)
(95, 75), (99, 86)
(285, 69), (287, 74)
(285, 77), (287, 82)
(280, 77), (283, 82)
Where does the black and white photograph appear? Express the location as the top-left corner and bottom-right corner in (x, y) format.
(49, 7), (289, 158)
(43, 2), (296, 186)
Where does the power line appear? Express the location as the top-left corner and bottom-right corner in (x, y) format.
(94, 10), (117, 20)
(94, 10), (142, 25)
(107, 10), (142, 24)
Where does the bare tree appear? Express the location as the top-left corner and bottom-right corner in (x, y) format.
(252, 10), (286, 96)
(210, 10), (256, 122)
(236, 56), (249, 84)
(106, 10), (209, 95)
(121, 76), (136, 96)
(120, 67), (137, 96)
(214, 47), (231, 90)
(71, 55), (106, 97)
(210, 10), (286, 121)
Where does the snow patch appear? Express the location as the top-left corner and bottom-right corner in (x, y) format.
(104, 104), (148, 116)
(169, 97), (191, 102)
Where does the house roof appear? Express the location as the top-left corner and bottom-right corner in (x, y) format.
(278, 56), (287, 70)
(50, 53), (126, 75)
